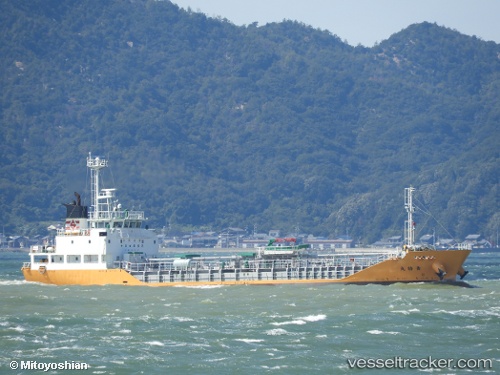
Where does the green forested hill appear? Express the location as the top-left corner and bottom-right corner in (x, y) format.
(1, 0), (499, 243)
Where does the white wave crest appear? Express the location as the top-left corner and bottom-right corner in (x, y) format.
(300, 314), (327, 322)
(265, 328), (289, 336)
(367, 330), (400, 335)
(145, 341), (165, 346)
(431, 308), (500, 318)
(272, 314), (326, 326)
(235, 338), (264, 344)
(10, 325), (26, 332)
(0, 280), (28, 286)
(391, 308), (420, 315)
(272, 319), (307, 326)
(174, 317), (194, 322)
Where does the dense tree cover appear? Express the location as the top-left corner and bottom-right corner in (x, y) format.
(0, 0), (499, 244)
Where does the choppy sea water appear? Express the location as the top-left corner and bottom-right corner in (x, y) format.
(1, 250), (499, 374)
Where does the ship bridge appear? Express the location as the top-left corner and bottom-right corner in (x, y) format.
(87, 154), (146, 229)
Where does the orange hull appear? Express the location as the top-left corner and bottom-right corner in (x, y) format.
(22, 268), (144, 286)
(341, 249), (471, 283)
(22, 249), (471, 286)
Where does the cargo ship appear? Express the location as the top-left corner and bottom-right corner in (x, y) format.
(22, 154), (471, 286)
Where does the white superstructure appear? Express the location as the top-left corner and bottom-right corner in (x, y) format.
(26, 153), (159, 273)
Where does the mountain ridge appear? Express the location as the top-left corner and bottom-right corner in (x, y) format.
(0, 0), (498, 244)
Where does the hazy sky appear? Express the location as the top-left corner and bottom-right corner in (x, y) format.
(171, 0), (500, 47)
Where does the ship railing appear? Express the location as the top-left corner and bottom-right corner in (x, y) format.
(22, 262), (31, 268)
(91, 210), (145, 221)
(457, 243), (472, 250)
(261, 246), (298, 251)
(30, 245), (56, 253)
(57, 228), (91, 236)
(116, 261), (149, 272)
(115, 259), (177, 272)
(313, 253), (393, 268)
(116, 252), (396, 273)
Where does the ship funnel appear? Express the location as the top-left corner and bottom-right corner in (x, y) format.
(457, 266), (469, 280)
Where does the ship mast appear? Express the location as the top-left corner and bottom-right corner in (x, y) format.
(404, 186), (416, 246)
(87, 153), (108, 220)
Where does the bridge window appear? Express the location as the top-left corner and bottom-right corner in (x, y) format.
(67, 255), (80, 263)
(84, 255), (99, 263)
(34, 255), (49, 263)
(51, 255), (64, 263)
